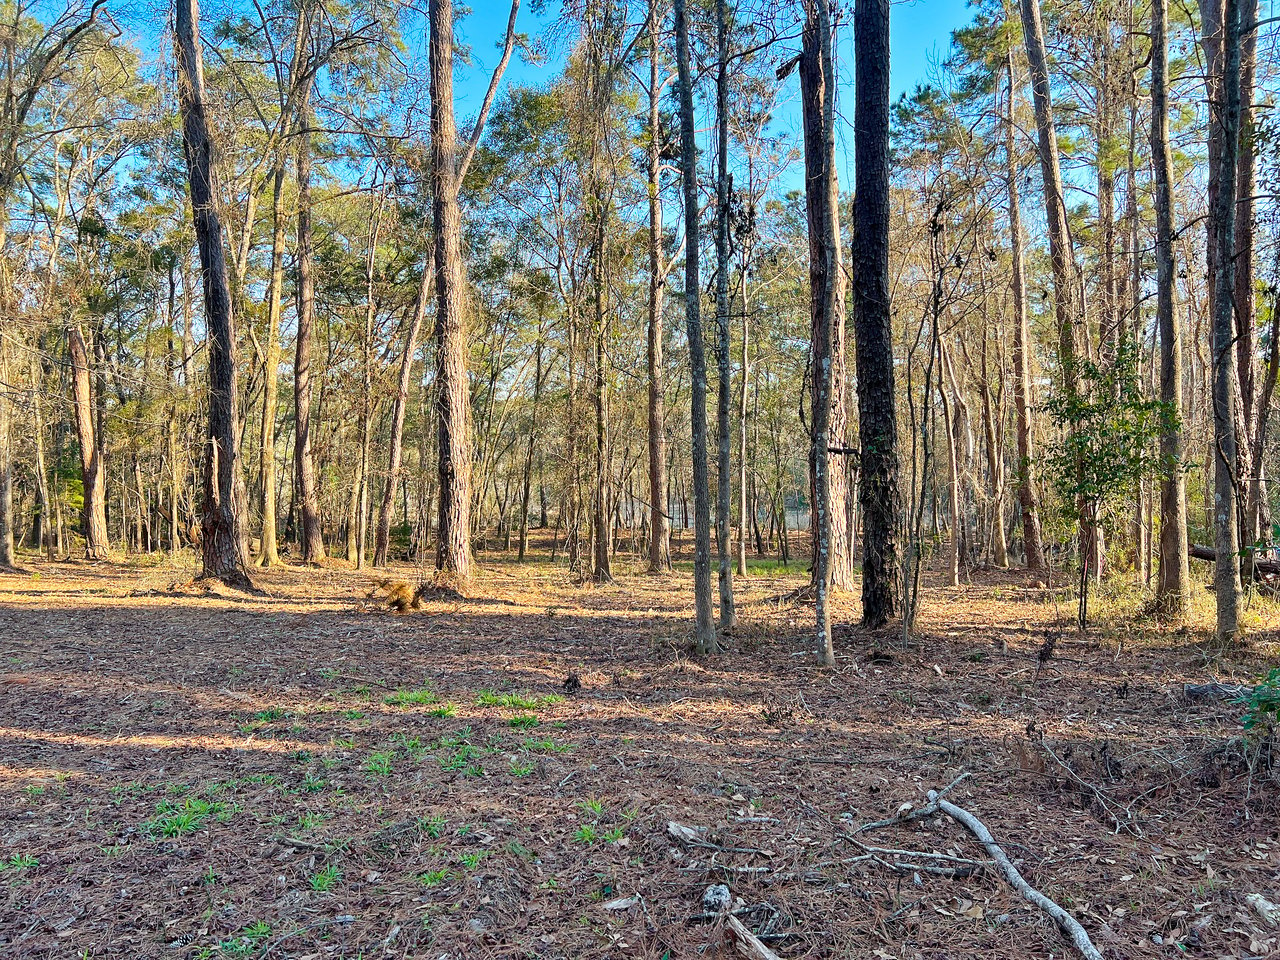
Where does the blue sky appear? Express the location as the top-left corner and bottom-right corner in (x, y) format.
(447, 0), (976, 188)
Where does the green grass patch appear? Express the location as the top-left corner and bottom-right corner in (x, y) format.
(385, 687), (438, 707)
(475, 690), (564, 710)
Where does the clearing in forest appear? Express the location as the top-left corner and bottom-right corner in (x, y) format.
(1, 558), (1278, 959)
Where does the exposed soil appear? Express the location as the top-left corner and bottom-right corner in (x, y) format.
(1, 553), (1278, 959)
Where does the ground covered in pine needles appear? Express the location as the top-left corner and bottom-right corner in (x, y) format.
(2, 552), (1279, 960)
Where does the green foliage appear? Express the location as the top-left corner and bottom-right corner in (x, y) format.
(1044, 341), (1175, 526)
(417, 868), (451, 887)
(475, 690), (564, 710)
(508, 713), (539, 728)
(363, 751), (394, 777)
(218, 921), (271, 957)
(419, 814), (446, 838)
(385, 687), (438, 707)
(309, 865), (341, 891)
(143, 796), (225, 837)
(510, 759), (536, 777)
(0, 854), (38, 872)
(1241, 668), (1280, 732)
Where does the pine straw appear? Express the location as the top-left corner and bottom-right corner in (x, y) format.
(0, 555), (1278, 959)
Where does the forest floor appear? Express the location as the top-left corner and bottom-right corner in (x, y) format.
(1, 550), (1279, 960)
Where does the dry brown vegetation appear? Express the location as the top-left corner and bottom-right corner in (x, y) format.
(1, 556), (1278, 959)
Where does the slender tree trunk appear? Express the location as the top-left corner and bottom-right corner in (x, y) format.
(939, 342), (961, 587)
(1236, 0), (1261, 552)
(430, 0), (474, 580)
(1208, 0), (1243, 643)
(294, 92), (325, 563)
(256, 161), (285, 567)
(1020, 0), (1093, 580)
(675, 0), (716, 653)
(737, 267), (750, 578)
(1152, 0), (1190, 617)
(646, 0), (670, 573)
(0, 337), (11, 568)
(853, 0), (901, 628)
(375, 268), (431, 566)
(979, 335), (1008, 568)
(69, 327), (109, 559)
(29, 356), (53, 560)
(713, 0), (736, 627)
(800, 0), (841, 662)
(518, 337), (543, 560)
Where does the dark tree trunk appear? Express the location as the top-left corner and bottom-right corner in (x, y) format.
(853, 0), (901, 628)
(294, 91), (325, 564)
(714, 0), (735, 627)
(675, 0), (716, 653)
(1208, 0), (1244, 642)
(175, 0), (250, 586)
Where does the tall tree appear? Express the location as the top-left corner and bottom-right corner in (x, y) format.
(714, 0), (735, 628)
(1004, 42), (1045, 572)
(853, 0), (901, 628)
(68, 326), (108, 559)
(645, 0), (671, 572)
(674, 0), (716, 653)
(1151, 0), (1190, 616)
(427, 0), (519, 581)
(1208, 0), (1243, 643)
(175, 0), (250, 586)
(294, 88), (326, 564)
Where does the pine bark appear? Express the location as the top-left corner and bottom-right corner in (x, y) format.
(1151, 0), (1190, 616)
(429, 0), (474, 580)
(1208, 0), (1244, 643)
(175, 0), (250, 586)
(69, 326), (109, 559)
(714, 0), (735, 627)
(646, 0), (670, 572)
(256, 161), (285, 567)
(675, 0), (716, 653)
(853, 0), (901, 628)
(294, 91), (325, 564)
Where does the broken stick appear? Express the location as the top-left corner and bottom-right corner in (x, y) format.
(724, 913), (783, 960)
(929, 789), (1103, 960)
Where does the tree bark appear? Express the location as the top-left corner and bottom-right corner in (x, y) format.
(675, 0), (716, 653)
(175, 0), (250, 586)
(294, 90), (325, 564)
(69, 327), (109, 559)
(713, 0), (736, 626)
(1152, 0), (1191, 616)
(853, 0), (901, 628)
(1208, 0), (1244, 643)
(256, 161), (285, 567)
(645, 0), (670, 573)
(430, 0), (474, 580)
(374, 268), (431, 566)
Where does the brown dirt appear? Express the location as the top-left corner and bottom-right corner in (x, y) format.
(1, 553), (1278, 959)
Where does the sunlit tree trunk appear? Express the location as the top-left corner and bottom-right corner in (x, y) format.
(1152, 0), (1190, 617)
(256, 161), (285, 567)
(429, 0), (474, 580)
(175, 0), (250, 586)
(69, 326), (109, 559)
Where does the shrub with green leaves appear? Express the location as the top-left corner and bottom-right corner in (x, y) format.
(1241, 668), (1280, 733)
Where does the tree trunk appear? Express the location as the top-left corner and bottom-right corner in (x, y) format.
(737, 263), (750, 578)
(1236, 0), (1261, 553)
(375, 268), (431, 567)
(430, 0), (474, 580)
(853, 0), (901, 628)
(1020, 0), (1094, 579)
(176, 0), (250, 586)
(645, 0), (670, 573)
(518, 337), (543, 560)
(801, 0), (841, 663)
(1208, 0), (1244, 643)
(675, 0), (716, 653)
(714, 0), (735, 627)
(1152, 0), (1191, 617)
(256, 161), (285, 567)
(69, 326), (109, 560)
(294, 91), (325, 564)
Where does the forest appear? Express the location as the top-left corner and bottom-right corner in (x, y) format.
(1, 0), (1279, 956)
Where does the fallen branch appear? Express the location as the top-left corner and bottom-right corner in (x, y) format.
(930, 789), (1103, 960)
(725, 913), (783, 960)
(1183, 681), (1253, 702)
(1189, 543), (1280, 577)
